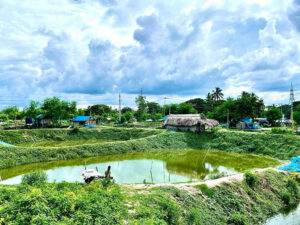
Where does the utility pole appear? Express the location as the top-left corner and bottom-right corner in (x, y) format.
(118, 93), (122, 124)
(289, 82), (295, 128)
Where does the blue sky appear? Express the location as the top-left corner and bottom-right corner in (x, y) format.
(0, 0), (299, 109)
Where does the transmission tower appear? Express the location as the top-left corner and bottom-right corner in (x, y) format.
(118, 93), (122, 124)
(289, 83), (295, 127)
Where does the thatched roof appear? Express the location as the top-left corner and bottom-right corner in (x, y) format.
(164, 114), (219, 128)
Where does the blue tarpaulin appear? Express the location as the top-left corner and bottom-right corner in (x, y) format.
(83, 124), (96, 129)
(0, 141), (15, 147)
(278, 157), (300, 172)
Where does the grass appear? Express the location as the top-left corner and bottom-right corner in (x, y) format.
(18, 139), (113, 147)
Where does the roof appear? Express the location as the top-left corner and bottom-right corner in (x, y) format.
(36, 114), (45, 119)
(72, 116), (92, 122)
(164, 114), (219, 128)
(162, 115), (169, 121)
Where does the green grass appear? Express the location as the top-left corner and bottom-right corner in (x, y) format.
(19, 139), (113, 147)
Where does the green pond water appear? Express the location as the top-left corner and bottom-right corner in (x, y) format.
(264, 203), (300, 225)
(18, 139), (112, 147)
(0, 149), (280, 184)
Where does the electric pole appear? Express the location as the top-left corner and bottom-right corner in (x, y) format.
(118, 93), (122, 124)
(289, 82), (295, 128)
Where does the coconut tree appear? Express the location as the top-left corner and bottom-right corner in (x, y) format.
(212, 87), (224, 101)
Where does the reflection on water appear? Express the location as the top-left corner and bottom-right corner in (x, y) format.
(0, 149), (280, 184)
(264, 203), (300, 225)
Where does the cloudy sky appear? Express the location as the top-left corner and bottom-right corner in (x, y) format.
(0, 0), (300, 109)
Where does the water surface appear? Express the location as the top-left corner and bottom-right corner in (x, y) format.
(0, 149), (280, 184)
(264, 203), (300, 225)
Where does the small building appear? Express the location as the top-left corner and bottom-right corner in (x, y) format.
(72, 116), (95, 127)
(163, 114), (219, 133)
(36, 114), (52, 127)
(236, 119), (258, 130)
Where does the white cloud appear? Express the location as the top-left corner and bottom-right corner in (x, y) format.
(0, 0), (299, 110)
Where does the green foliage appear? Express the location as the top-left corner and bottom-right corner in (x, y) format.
(265, 107), (282, 126)
(294, 105), (300, 125)
(280, 192), (291, 205)
(71, 127), (80, 134)
(210, 92), (265, 122)
(228, 214), (248, 225)
(135, 94), (147, 121)
(245, 172), (259, 188)
(0, 180), (125, 224)
(1, 106), (20, 120)
(197, 184), (215, 197)
(164, 103), (198, 115)
(271, 127), (293, 134)
(0, 114), (8, 122)
(287, 178), (299, 196)
(23, 100), (41, 118)
(21, 171), (48, 185)
(42, 97), (77, 122)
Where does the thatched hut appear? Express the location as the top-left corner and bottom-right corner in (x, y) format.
(163, 114), (219, 133)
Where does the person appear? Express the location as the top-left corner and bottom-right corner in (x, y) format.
(105, 165), (111, 178)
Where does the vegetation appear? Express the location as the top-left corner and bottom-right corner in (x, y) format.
(0, 128), (299, 169)
(265, 107), (282, 126)
(0, 170), (298, 224)
(208, 92), (265, 122)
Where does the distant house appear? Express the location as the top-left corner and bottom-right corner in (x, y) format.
(163, 114), (219, 133)
(72, 116), (95, 127)
(36, 114), (52, 127)
(236, 119), (258, 130)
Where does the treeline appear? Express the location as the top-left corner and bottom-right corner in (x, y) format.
(0, 87), (299, 125)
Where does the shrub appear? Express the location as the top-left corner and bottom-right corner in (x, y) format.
(271, 127), (293, 135)
(228, 213), (248, 225)
(71, 127), (80, 134)
(245, 172), (259, 188)
(280, 192), (291, 205)
(197, 184), (215, 197)
(287, 178), (299, 196)
(21, 171), (48, 185)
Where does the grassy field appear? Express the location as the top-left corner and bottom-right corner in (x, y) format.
(0, 170), (299, 224)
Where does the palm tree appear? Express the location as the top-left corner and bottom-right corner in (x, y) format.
(212, 87), (224, 101)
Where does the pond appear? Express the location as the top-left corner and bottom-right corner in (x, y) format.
(264, 203), (300, 225)
(0, 149), (280, 184)
(18, 139), (112, 147)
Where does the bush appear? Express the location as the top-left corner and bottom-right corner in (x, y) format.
(228, 213), (248, 225)
(287, 178), (299, 196)
(245, 172), (259, 188)
(197, 184), (215, 197)
(280, 192), (291, 205)
(21, 171), (48, 185)
(271, 127), (293, 135)
(71, 127), (80, 134)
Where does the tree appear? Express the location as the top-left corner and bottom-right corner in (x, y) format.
(2, 106), (19, 120)
(176, 103), (198, 114)
(154, 113), (163, 121)
(294, 105), (300, 125)
(146, 102), (162, 115)
(135, 95), (147, 121)
(0, 114), (8, 122)
(121, 107), (134, 114)
(234, 92), (265, 120)
(212, 87), (224, 101)
(265, 107), (282, 126)
(24, 101), (41, 118)
(185, 98), (208, 114)
(86, 104), (111, 116)
(123, 111), (134, 122)
(42, 97), (77, 123)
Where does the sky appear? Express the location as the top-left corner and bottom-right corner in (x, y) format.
(0, 0), (300, 109)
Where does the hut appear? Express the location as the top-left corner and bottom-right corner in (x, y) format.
(163, 114), (219, 133)
(35, 114), (52, 127)
(72, 116), (96, 127)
